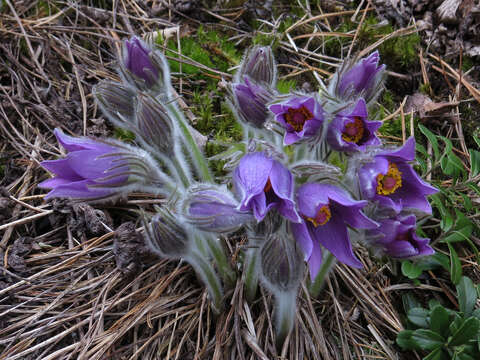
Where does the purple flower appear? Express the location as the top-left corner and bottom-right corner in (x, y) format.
(124, 37), (158, 86)
(39, 129), (128, 200)
(235, 46), (276, 87)
(337, 51), (385, 100)
(291, 183), (378, 279)
(269, 96), (324, 145)
(233, 152), (301, 223)
(367, 214), (434, 258)
(358, 137), (438, 214)
(327, 98), (381, 152)
(231, 77), (274, 128)
(185, 186), (254, 233)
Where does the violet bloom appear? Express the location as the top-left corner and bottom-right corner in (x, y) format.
(291, 183), (378, 279)
(367, 214), (434, 258)
(124, 37), (158, 86)
(337, 51), (385, 100)
(327, 98), (381, 152)
(231, 77), (274, 128)
(185, 186), (254, 233)
(233, 152), (301, 223)
(358, 137), (438, 214)
(269, 96), (324, 145)
(39, 129), (128, 199)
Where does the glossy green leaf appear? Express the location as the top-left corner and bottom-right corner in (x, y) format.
(469, 149), (480, 177)
(397, 330), (420, 350)
(448, 242), (462, 285)
(419, 124), (440, 160)
(430, 305), (450, 337)
(408, 307), (430, 328)
(448, 318), (480, 346)
(424, 347), (444, 360)
(402, 260), (423, 279)
(457, 276), (477, 317)
(411, 329), (445, 350)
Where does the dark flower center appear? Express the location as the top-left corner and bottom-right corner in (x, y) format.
(342, 116), (365, 144)
(376, 162), (402, 195)
(284, 105), (313, 132)
(264, 178), (280, 205)
(305, 204), (331, 227)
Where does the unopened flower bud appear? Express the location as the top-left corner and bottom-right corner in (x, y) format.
(145, 210), (191, 259)
(260, 233), (305, 293)
(136, 94), (175, 155)
(235, 46), (277, 87)
(183, 185), (253, 233)
(93, 81), (137, 129)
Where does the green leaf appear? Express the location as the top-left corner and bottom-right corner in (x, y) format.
(448, 242), (462, 285)
(403, 293), (422, 313)
(469, 149), (480, 177)
(412, 329), (445, 350)
(448, 317), (480, 346)
(397, 330), (421, 350)
(431, 193), (454, 232)
(408, 307), (430, 328)
(457, 277), (478, 317)
(417, 253), (450, 271)
(457, 353), (475, 360)
(430, 305), (450, 337)
(419, 124), (440, 160)
(402, 260), (423, 279)
(443, 226), (473, 243)
(424, 347), (444, 360)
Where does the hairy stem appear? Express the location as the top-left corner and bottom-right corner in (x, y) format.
(309, 251), (337, 298)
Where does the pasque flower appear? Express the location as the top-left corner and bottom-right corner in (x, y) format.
(231, 76), (274, 128)
(367, 214), (434, 258)
(234, 152), (301, 223)
(358, 137), (438, 213)
(291, 183), (378, 278)
(39, 129), (129, 200)
(269, 96), (324, 145)
(184, 185), (254, 233)
(327, 98), (381, 152)
(336, 51), (385, 100)
(124, 37), (158, 87)
(235, 45), (276, 87)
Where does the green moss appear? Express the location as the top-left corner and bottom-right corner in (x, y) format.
(276, 79), (297, 94)
(462, 56), (475, 72)
(114, 128), (136, 143)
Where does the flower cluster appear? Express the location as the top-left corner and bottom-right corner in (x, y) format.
(38, 39), (437, 345)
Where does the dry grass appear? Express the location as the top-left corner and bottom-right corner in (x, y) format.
(1, 0), (478, 359)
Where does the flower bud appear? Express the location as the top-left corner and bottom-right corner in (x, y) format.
(144, 210), (191, 259)
(93, 81), (137, 129)
(136, 94), (175, 155)
(235, 46), (277, 87)
(231, 77), (275, 128)
(183, 185), (253, 233)
(260, 232), (305, 293)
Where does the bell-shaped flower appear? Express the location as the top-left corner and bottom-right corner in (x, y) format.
(231, 76), (274, 128)
(123, 37), (158, 87)
(335, 51), (385, 101)
(269, 96), (324, 145)
(39, 129), (168, 200)
(233, 152), (301, 223)
(234, 45), (277, 87)
(367, 214), (434, 258)
(327, 98), (381, 152)
(358, 137), (438, 214)
(183, 185), (254, 233)
(291, 183), (378, 279)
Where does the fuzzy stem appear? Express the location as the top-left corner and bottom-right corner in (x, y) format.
(309, 251), (337, 298)
(244, 247), (260, 301)
(168, 103), (213, 183)
(275, 290), (297, 348)
(205, 235), (237, 288)
(188, 251), (224, 314)
(169, 155), (190, 188)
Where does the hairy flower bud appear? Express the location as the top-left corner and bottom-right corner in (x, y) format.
(235, 46), (277, 87)
(136, 94), (175, 155)
(183, 185), (253, 233)
(39, 129), (170, 201)
(260, 233), (305, 293)
(120, 36), (172, 100)
(144, 210), (191, 259)
(93, 81), (137, 129)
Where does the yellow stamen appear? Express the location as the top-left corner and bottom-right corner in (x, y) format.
(341, 116), (365, 143)
(284, 105), (313, 132)
(306, 205), (331, 227)
(376, 162), (402, 195)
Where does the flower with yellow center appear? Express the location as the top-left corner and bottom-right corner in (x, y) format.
(341, 116), (365, 144)
(305, 205), (331, 227)
(283, 105), (313, 132)
(376, 162), (402, 195)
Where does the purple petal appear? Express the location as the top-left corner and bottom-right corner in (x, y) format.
(66, 150), (117, 180)
(359, 156), (389, 199)
(44, 179), (112, 199)
(313, 216), (363, 268)
(250, 192), (267, 221)
(234, 152), (272, 208)
(54, 128), (112, 152)
(38, 177), (78, 189)
(296, 183), (330, 218)
(381, 137), (416, 161)
(291, 221), (313, 260)
(269, 160), (302, 222)
(40, 159), (83, 181)
(308, 238), (323, 280)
